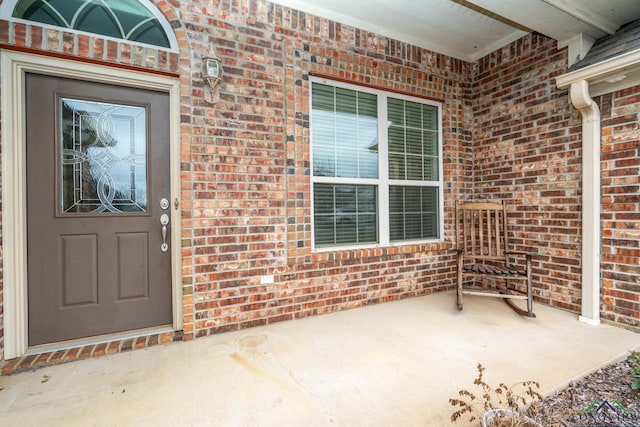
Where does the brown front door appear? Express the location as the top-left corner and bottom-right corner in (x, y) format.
(26, 73), (172, 346)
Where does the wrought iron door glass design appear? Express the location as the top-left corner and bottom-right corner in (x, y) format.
(61, 98), (147, 213)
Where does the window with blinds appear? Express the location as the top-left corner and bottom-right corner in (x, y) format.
(310, 78), (442, 249)
(387, 98), (440, 242)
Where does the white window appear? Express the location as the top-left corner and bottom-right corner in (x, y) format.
(310, 77), (443, 249)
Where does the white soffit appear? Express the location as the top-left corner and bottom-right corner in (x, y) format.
(269, 0), (527, 61)
(269, 0), (640, 62)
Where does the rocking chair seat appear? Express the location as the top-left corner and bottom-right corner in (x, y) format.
(464, 264), (524, 276)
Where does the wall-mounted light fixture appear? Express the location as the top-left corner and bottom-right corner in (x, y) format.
(202, 54), (224, 90)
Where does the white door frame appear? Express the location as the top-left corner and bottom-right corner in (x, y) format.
(1, 50), (183, 359)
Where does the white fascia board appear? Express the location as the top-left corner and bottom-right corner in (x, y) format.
(556, 47), (640, 89)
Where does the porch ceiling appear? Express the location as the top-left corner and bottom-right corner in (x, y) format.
(269, 0), (640, 61)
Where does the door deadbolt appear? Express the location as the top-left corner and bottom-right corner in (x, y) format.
(160, 198), (170, 210)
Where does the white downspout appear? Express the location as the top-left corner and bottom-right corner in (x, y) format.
(569, 80), (601, 325)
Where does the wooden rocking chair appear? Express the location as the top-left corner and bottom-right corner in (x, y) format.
(454, 200), (535, 317)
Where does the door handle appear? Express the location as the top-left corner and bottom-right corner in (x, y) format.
(160, 214), (169, 252)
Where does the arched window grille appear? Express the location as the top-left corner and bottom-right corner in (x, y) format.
(1, 0), (177, 51)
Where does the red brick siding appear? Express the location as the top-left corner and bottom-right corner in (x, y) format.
(0, 331), (183, 375)
(182, 1), (291, 338)
(186, 1), (469, 339)
(600, 87), (640, 329)
(472, 34), (586, 313)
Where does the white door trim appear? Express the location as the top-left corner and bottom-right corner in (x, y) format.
(1, 50), (183, 359)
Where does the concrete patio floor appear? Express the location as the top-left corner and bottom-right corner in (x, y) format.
(1, 291), (639, 427)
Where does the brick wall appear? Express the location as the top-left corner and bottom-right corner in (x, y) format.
(184, 1), (469, 338)
(471, 34), (586, 313)
(600, 87), (640, 329)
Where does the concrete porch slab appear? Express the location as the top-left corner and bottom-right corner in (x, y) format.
(1, 291), (639, 426)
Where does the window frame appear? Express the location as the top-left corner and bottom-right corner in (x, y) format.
(309, 76), (444, 251)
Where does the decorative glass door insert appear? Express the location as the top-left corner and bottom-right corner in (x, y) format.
(60, 98), (148, 214)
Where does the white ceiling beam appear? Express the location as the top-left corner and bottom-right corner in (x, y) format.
(541, 0), (618, 35)
(451, 0), (531, 32)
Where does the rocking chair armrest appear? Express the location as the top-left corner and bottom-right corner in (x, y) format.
(450, 248), (464, 261)
(451, 248), (464, 257)
(505, 250), (535, 259)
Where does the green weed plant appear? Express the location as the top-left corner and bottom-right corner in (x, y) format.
(629, 351), (640, 390)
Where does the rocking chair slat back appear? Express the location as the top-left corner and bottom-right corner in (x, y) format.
(456, 201), (507, 261)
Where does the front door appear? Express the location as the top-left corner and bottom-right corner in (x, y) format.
(26, 73), (172, 346)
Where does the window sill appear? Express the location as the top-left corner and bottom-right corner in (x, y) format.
(310, 240), (453, 263)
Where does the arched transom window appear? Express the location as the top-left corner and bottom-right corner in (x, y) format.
(1, 0), (177, 51)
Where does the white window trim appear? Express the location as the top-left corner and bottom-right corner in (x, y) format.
(309, 76), (444, 251)
(0, 0), (179, 53)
